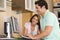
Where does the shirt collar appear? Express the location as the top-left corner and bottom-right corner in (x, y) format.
(42, 10), (49, 18)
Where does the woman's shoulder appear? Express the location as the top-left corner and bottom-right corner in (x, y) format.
(24, 22), (31, 29)
(24, 22), (31, 27)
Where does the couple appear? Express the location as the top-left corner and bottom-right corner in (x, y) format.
(23, 0), (60, 40)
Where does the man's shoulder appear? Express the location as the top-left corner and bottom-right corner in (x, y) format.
(46, 11), (56, 18)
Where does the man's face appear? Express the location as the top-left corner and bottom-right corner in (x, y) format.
(35, 4), (44, 15)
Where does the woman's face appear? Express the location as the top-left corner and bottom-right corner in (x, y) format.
(32, 16), (38, 25)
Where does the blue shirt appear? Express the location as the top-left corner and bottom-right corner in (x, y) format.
(40, 10), (60, 40)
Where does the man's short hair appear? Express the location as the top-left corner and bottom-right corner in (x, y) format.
(35, 0), (48, 9)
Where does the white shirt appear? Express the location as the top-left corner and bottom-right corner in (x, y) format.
(24, 22), (39, 35)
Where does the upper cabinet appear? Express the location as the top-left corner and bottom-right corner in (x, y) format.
(25, 0), (35, 11)
(53, 0), (60, 4)
(0, 0), (6, 12)
(12, 0), (36, 12)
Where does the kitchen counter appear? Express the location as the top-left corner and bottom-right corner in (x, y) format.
(0, 38), (14, 40)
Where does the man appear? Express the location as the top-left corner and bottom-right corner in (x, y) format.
(28, 0), (60, 40)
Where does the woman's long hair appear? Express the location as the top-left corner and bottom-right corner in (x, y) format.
(30, 14), (41, 30)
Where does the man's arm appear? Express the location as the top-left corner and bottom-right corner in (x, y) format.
(28, 26), (52, 39)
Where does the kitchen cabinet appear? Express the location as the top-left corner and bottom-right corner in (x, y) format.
(25, 0), (35, 11)
(12, 0), (36, 12)
(53, 0), (60, 4)
(0, 0), (6, 12)
(45, 0), (53, 12)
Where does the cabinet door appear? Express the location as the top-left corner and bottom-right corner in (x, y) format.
(32, 0), (38, 15)
(25, 0), (30, 11)
(0, 0), (6, 11)
(30, 0), (35, 11)
(25, 0), (35, 12)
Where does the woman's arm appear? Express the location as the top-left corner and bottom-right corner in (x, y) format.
(23, 27), (28, 36)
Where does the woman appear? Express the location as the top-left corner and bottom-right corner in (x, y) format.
(22, 14), (40, 40)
